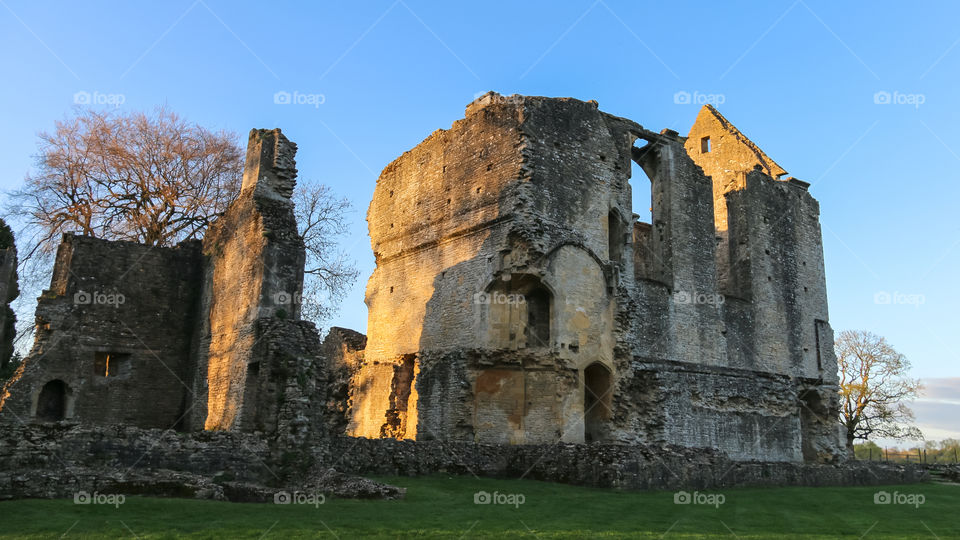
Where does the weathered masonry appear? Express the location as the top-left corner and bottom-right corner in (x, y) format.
(0, 94), (844, 465)
(345, 94), (844, 462)
(0, 129), (325, 440)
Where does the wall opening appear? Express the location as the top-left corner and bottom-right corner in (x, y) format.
(630, 138), (665, 282)
(36, 380), (67, 422)
(583, 363), (613, 442)
(525, 288), (551, 347)
(241, 361), (261, 431)
(93, 352), (131, 378)
(487, 274), (553, 350)
(701, 136), (711, 153)
(630, 140), (654, 224)
(381, 354), (417, 439)
(799, 389), (829, 462)
(608, 209), (625, 264)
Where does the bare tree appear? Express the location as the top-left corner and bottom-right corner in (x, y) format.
(9, 106), (243, 254)
(837, 330), (923, 450)
(5, 106), (357, 354)
(294, 181), (359, 327)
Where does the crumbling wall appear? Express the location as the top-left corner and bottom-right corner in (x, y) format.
(0, 219), (18, 371)
(626, 131), (725, 368)
(245, 319), (326, 444)
(321, 327), (366, 435)
(0, 236), (202, 428)
(619, 359), (802, 461)
(190, 129), (306, 432)
(721, 170), (831, 378)
(356, 94), (531, 438)
(685, 104), (788, 295)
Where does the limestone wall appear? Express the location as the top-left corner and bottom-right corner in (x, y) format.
(189, 128), (306, 432)
(354, 93), (844, 462)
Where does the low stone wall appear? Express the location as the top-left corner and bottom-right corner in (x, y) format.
(0, 425), (927, 502)
(0, 424), (274, 500)
(327, 436), (926, 491)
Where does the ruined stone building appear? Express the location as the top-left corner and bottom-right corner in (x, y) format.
(0, 129), (325, 438)
(0, 94), (844, 465)
(347, 94), (844, 462)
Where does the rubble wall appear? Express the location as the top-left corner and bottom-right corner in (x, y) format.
(0, 236), (202, 428)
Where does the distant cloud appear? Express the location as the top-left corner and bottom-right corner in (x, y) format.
(917, 377), (960, 405)
(870, 378), (959, 447)
(913, 378), (960, 441)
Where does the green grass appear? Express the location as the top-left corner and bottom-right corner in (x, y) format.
(0, 476), (957, 539)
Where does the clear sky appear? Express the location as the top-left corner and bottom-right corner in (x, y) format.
(1, 1), (957, 439)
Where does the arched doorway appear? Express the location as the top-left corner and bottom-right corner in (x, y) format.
(36, 380), (67, 422)
(583, 363), (612, 442)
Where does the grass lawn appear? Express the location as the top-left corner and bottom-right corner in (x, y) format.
(0, 476), (956, 539)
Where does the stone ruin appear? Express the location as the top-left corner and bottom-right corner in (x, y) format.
(0, 94), (925, 501)
(0, 219), (17, 373)
(1, 129), (322, 441)
(349, 94), (843, 462)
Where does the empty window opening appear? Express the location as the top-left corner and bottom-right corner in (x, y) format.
(630, 142), (654, 224)
(94, 352), (130, 378)
(486, 274), (553, 350)
(36, 380), (67, 422)
(525, 289), (551, 348)
(584, 363), (613, 442)
(701, 136), (711, 153)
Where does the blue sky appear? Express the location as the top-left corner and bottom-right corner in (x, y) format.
(1, 1), (957, 439)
